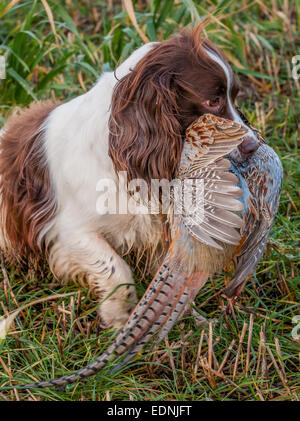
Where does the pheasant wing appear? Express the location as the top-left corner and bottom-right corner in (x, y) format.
(175, 114), (247, 250)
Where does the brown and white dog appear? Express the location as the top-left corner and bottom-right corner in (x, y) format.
(0, 23), (259, 328)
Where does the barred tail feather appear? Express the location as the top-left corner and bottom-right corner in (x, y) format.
(11, 256), (207, 389)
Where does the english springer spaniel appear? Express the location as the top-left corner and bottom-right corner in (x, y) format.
(0, 23), (258, 327)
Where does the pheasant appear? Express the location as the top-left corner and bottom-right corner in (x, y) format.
(225, 139), (283, 301)
(6, 114), (283, 389)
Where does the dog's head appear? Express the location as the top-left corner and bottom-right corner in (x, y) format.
(109, 22), (258, 186)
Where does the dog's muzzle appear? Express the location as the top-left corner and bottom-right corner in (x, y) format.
(238, 134), (259, 158)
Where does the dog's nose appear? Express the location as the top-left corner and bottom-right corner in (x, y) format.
(238, 135), (259, 158)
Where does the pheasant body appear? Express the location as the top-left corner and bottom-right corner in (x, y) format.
(7, 115), (283, 389)
(225, 143), (283, 298)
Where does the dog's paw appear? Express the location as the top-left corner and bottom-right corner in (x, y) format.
(99, 285), (137, 329)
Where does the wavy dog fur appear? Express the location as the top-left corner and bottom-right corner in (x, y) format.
(109, 24), (230, 186)
(0, 101), (59, 260)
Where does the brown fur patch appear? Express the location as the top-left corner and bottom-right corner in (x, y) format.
(108, 22), (237, 188)
(0, 101), (60, 260)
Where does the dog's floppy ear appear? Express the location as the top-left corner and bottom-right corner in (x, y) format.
(108, 45), (183, 187)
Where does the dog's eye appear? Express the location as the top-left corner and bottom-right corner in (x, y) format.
(202, 97), (221, 110)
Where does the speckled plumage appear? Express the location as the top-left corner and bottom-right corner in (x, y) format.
(226, 142), (283, 298)
(10, 115), (282, 389)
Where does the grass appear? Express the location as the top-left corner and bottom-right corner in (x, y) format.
(0, 0), (299, 401)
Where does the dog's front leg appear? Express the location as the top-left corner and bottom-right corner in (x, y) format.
(47, 229), (138, 328)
